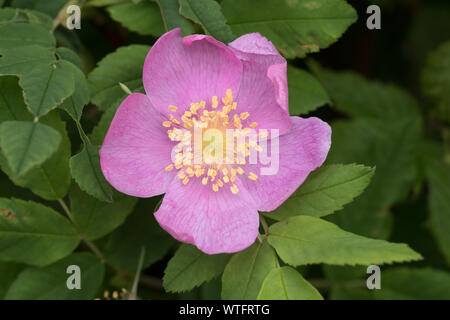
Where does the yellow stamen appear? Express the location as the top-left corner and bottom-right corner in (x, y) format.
(165, 164), (174, 171)
(230, 184), (239, 194)
(248, 172), (258, 180)
(240, 112), (250, 120)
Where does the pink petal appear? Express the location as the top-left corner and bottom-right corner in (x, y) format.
(229, 33), (288, 112)
(143, 29), (242, 117)
(100, 93), (177, 198)
(234, 59), (291, 136)
(242, 116), (331, 212)
(154, 177), (259, 254)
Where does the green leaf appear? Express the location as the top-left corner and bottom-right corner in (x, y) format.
(222, 0), (357, 58)
(107, 1), (165, 36)
(426, 152), (450, 265)
(56, 47), (84, 71)
(5, 252), (104, 300)
(264, 164), (374, 221)
(422, 40), (450, 122)
(58, 60), (90, 121)
(257, 267), (323, 300)
(90, 95), (124, 145)
(0, 120), (61, 178)
(221, 240), (278, 300)
(0, 76), (33, 122)
(287, 66), (330, 115)
(179, 0), (234, 42)
(310, 64), (419, 120)
(88, 0), (129, 6)
(327, 116), (421, 239)
(0, 45), (54, 75)
(154, 0), (196, 36)
(19, 60), (75, 117)
(69, 184), (137, 241)
(88, 44), (150, 111)
(70, 140), (113, 203)
(10, 0), (67, 18)
(103, 197), (175, 271)
(268, 216), (422, 266)
(0, 23), (55, 50)
(0, 197), (79, 266)
(0, 262), (24, 299)
(163, 244), (230, 293)
(0, 8), (53, 30)
(0, 111), (71, 200)
(374, 268), (450, 300)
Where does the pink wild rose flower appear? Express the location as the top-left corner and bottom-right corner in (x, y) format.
(99, 29), (331, 254)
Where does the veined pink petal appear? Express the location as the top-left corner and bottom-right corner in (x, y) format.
(143, 28), (243, 117)
(229, 33), (289, 112)
(154, 177), (259, 254)
(100, 93), (177, 198)
(241, 116), (331, 212)
(235, 59), (291, 136)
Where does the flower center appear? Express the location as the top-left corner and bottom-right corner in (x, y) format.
(162, 89), (265, 194)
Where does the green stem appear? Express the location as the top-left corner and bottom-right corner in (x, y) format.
(259, 214), (269, 236)
(129, 246), (146, 300)
(57, 198), (105, 262)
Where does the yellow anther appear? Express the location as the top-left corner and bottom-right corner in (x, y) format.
(162, 121), (172, 127)
(212, 96), (218, 109)
(250, 122), (258, 128)
(217, 179), (223, 187)
(248, 172), (258, 180)
(222, 89), (233, 105)
(202, 177), (208, 185)
(178, 171), (186, 179)
(168, 105), (178, 112)
(230, 184), (239, 194)
(172, 118), (180, 125)
(212, 184), (219, 192)
(240, 112), (250, 120)
(175, 163), (183, 169)
(165, 164), (174, 171)
(195, 167), (203, 177)
(231, 102), (237, 110)
(223, 176), (229, 183)
(237, 167), (244, 175)
(222, 168), (228, 176)
(186, 167), (194, 176)
(182, 177), (189, 185)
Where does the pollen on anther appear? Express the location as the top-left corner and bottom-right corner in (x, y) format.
(202, 177), (208, 185)
(230, 184), (239, 194)
(168, 105), (178, 112)
(212, 96), (218, 109)
(248, 172), (258, 180)
(165, 164), (174, 171)
(162, 121), (172, 127)
(250, 122), (258, 128)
